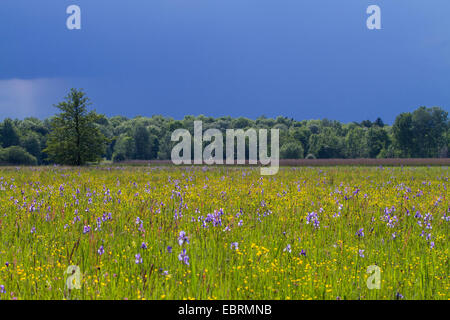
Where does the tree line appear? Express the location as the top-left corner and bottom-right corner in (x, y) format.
(0, 89), (448, 165)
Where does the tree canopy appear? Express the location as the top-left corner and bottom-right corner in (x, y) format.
(0, 94), (448, 165)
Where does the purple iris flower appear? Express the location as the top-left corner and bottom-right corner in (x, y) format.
(167, 246), (172, 253)
(135, 253), (143, 264)
(178, 231), (189, 246)
(98, 245), (105, 256)
(83, 225), (91, 234)
(141, 242), (148, 249)
(0, 285), (5, 294)
(300, 249), (306, 256)
(284, 244), (292, 253)
(178, 249), (189, 265)
(359, 249), (365, 258)
(313, 219), (320, 229)
(102, 212), (112, 222)
(95, 217), (102, 230)
(306, 212), (320, 229)
(356, 228), (364, 237)
(395, 292), (404, 300)
(230, 242), (239, 250)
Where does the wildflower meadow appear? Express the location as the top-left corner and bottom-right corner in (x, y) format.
(0, 165), (448, 300)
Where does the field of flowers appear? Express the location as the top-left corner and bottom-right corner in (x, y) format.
(0, 165), (448, 300)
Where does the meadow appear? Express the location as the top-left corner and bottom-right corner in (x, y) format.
(0, 165), (448, 300)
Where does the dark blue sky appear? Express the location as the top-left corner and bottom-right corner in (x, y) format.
(1, 0), (449, 124)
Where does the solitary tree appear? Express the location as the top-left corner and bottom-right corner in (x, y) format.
(44, 89), (108, 165)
